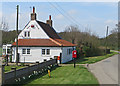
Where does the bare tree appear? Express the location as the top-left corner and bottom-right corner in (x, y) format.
(64, 25), (80, 44)
(0, 20), (9, 31)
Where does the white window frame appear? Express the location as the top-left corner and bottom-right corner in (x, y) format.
(24, 31), (30, 37)
(42, 49), (45, 55)
(41, 49), (50, 56)
(22, 49), (26, 54)
(27, 49), (30, 54)
(46, 49), (50, 55)
(22, 48), (31, 55)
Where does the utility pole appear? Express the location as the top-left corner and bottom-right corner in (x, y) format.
(16, 5), (19, 65)
(105, 26), (109, 54)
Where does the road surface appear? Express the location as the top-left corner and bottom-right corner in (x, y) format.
(89, 54), (118, 84)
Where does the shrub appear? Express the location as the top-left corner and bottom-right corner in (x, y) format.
(76, 47), (85, 58)
(83, 46), (104, 57)
(20, 63), (24, 66)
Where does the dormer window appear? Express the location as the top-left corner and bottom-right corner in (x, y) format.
(24, 32), (27, 37)
(24, 31), (30, 37)
(28, 32), (30, 37)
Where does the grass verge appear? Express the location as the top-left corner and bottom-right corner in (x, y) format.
(24, 66), (99, 85)
(67, 51), (118, 64)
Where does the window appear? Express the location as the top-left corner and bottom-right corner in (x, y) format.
(24, 31), (30, 37)
(27, 49), (30, 54)
(42, 49), (50, 55)
(42, 49), (45, 55)
(7, 49), (10, 54)
(69, 49), (71, 54)
(28, 31), (30, 37)
(24, 32), (27, 37)
(47, 49), (50, 55)
(22, 49), (30, 55)
(67, 48), (72, 55)
(22, 49), (26, 54)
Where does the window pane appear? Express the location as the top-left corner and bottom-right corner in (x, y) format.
(24, 32), (26, 37)
(42, 49), (45, 55)
(22, 49), (26, 54)
(67, 49), (68, 55)
(28, 31), (30, 37)
(47, 49), (50, 55)
(7, 49), (10, 54)
(27, 49), (30, 54)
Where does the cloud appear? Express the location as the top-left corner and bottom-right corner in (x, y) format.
(104, 19), (117, 24)
(55, 14), (64, 20)
(67, 9), (77, 15)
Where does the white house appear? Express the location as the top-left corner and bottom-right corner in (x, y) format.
(12, 7), (76, 63)
(2, 44), (12, 56)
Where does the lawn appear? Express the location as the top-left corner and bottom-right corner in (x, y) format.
(67, 51), (118, 64)
(5, 65), (26, 72)
(25, 66), (99, 85)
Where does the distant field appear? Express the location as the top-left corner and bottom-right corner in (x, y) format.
(25, 66), (99, 85)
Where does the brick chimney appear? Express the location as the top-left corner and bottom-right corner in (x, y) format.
(31, 6), (37, 20)
(46, 15), (52, 27)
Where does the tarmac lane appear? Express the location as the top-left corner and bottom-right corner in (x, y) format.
(89, 54), (118, 85)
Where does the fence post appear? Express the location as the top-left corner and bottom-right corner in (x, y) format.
(11, 67), (16, 81)
(0, 57), (4, 85)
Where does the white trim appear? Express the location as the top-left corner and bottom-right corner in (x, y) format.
(41, 48), (51, 57)
(22, 48), (31, 55)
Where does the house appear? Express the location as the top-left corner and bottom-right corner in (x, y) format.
(2, 44), (12, 56)
(12, 7), (76, 63)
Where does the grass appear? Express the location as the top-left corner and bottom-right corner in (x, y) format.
(0, 47), (2, 56)
(67, 51), (118, 64)
(24, 66), (99, 85)
(5, 65), (26, 72)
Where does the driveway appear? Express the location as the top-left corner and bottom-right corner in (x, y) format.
(89, 54), (118, 84)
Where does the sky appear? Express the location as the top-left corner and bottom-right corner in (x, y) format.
(0, 1), (118, 38)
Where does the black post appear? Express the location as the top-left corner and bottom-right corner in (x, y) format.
(74, 58), (75, 68)
(16, 5), (19, 65)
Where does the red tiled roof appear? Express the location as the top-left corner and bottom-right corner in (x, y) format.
(12, 39), (76, 47)
(53, 39), (76, 47)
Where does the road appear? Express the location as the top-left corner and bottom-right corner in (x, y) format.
(89, 54), (118, 84)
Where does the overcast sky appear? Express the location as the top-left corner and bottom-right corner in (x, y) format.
(1, 1), (118, 38)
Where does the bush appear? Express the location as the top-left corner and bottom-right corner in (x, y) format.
(83, 46), (104, 57)
(76, 47), (85, 58)
(20, 63), (24, 66)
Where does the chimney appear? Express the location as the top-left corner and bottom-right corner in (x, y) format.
(46, 15), (52, 27)
(31, 6), (37, 20)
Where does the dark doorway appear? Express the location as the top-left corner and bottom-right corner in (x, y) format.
(60, 53), (62, 64)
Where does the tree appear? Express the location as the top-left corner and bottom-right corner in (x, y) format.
(0, 19), (9, 31)
(64, 25), (80, 44)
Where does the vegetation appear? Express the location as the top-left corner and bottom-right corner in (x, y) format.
(67, 51), (118, 64)
(1, 24), (118, 57)
(5, 65), (25, 72)
(25, 66), (99, 85)
(0, 48), (2, 56)
(2, 30), (21, 44)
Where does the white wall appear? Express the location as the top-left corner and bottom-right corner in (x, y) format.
(18, 20), (49, 39)
(12, 47), (62, 63)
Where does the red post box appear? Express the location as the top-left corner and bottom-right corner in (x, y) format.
(57, 56), (60, 60)
(72, 50), (77, 58)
